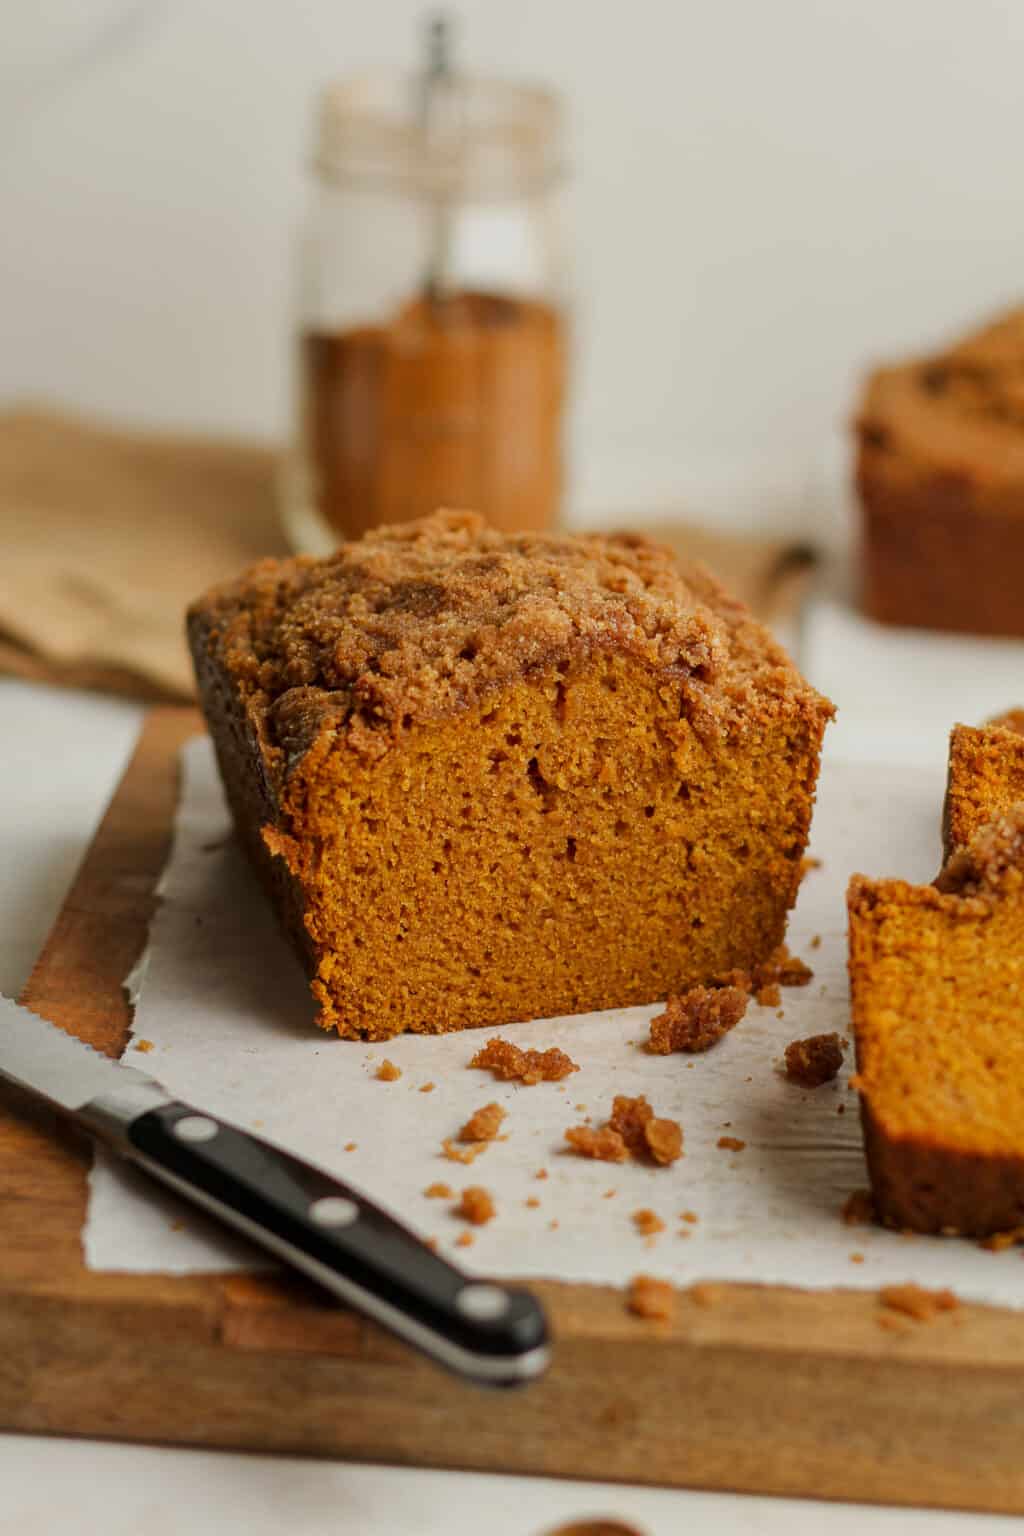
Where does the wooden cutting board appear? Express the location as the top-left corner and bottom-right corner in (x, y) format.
(4, 706), (1024, 1513)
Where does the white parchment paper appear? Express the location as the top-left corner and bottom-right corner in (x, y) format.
(85, 735), (1024, 1303)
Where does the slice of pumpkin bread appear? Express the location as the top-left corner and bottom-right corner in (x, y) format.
(849, 807), (1024, 1235)
(943, 713), (1024, 857)
(189, 510), (833, 1039)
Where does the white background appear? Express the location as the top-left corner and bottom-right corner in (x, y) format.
(2, 0), (1024, 526)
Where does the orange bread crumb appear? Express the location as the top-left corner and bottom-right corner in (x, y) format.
(375, 1059), (401, 1081)
(470, 1037), (579, 1084)
(525, 1196), (541, 1209)
(133, 1038), (155, 1054)
(441, 1138), (485, 1165)
(647, 985), (748, 1054)
(535, 1167), (549, 1181)
(455, 1186), (495, 1226)
(690, 1283), (719, 1307)
(455, 1231), (474, 1248)
(566, 1095), (683, 1166)
(564, 1125), (628, 1163)
(632, 1209), (665, 1238)
(784, 1032), (845, 1087)
(717, 1135), (746, 1151)
(878, 1284), (958, 1321)
(627, 1274), (675, 1322)
(681, 1210), (699, 1224)
(644, 1117), (684, 1166)
(423, 1182), (452, 1199)
(458, 1102), (507, 1143)
(344, 1141), (357, 1152)
(419, 1082), (435, 1093)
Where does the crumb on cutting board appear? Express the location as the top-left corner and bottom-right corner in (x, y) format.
(627, 1274), (675, 1322)
(690, 1282), (719, 1308)
(878, 1283), (958, 1321)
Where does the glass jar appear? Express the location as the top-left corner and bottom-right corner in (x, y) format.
(281, 49), (569, 555)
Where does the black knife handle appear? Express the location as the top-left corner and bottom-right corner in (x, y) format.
(120, 1101), (549, 1387)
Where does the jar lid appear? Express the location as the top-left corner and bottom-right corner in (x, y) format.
(314, 72), (564, 199)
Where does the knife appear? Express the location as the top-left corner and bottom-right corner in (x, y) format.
(0, 995), (549, 1387)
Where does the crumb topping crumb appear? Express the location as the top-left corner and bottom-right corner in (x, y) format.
(878, 1283), (958, 1321)
(375, 1059), (401, 1081)
(455, 1186), (495, 1226)
(565, 1094), (683, 1166)
(648, 985), (748, 1054)
(627, 1274), (675, 1322)
(784, 1031), (845, 1087)
(470, 1036), (579, 1084)
(632, 1209), (666, 1238)
(458, 1101), (507, 1143)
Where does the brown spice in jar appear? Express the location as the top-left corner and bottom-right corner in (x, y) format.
(302, 291), (566, 541)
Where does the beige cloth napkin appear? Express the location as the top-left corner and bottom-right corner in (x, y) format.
(0, 407), (816, 703)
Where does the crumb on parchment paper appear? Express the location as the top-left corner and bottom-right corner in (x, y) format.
(455, 1186), (495, 1226)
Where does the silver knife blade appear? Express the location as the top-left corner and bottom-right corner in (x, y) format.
(0, 993), (162, 1112)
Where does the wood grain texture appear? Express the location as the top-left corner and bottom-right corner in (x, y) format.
(5, 707), (1024, 1511)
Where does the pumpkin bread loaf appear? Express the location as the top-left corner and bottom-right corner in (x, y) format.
(943, 712), (1024, 858)
(189, 510), (833, 1039)
(856, 306), (1024, 637)
(848, 807), (1024, 1235)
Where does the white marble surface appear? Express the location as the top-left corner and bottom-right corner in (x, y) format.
(0, 673), (1017, 1534)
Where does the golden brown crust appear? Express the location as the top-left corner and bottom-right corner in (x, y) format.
(855, 309), (1024, 637)
(189, 509), (830, 781)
